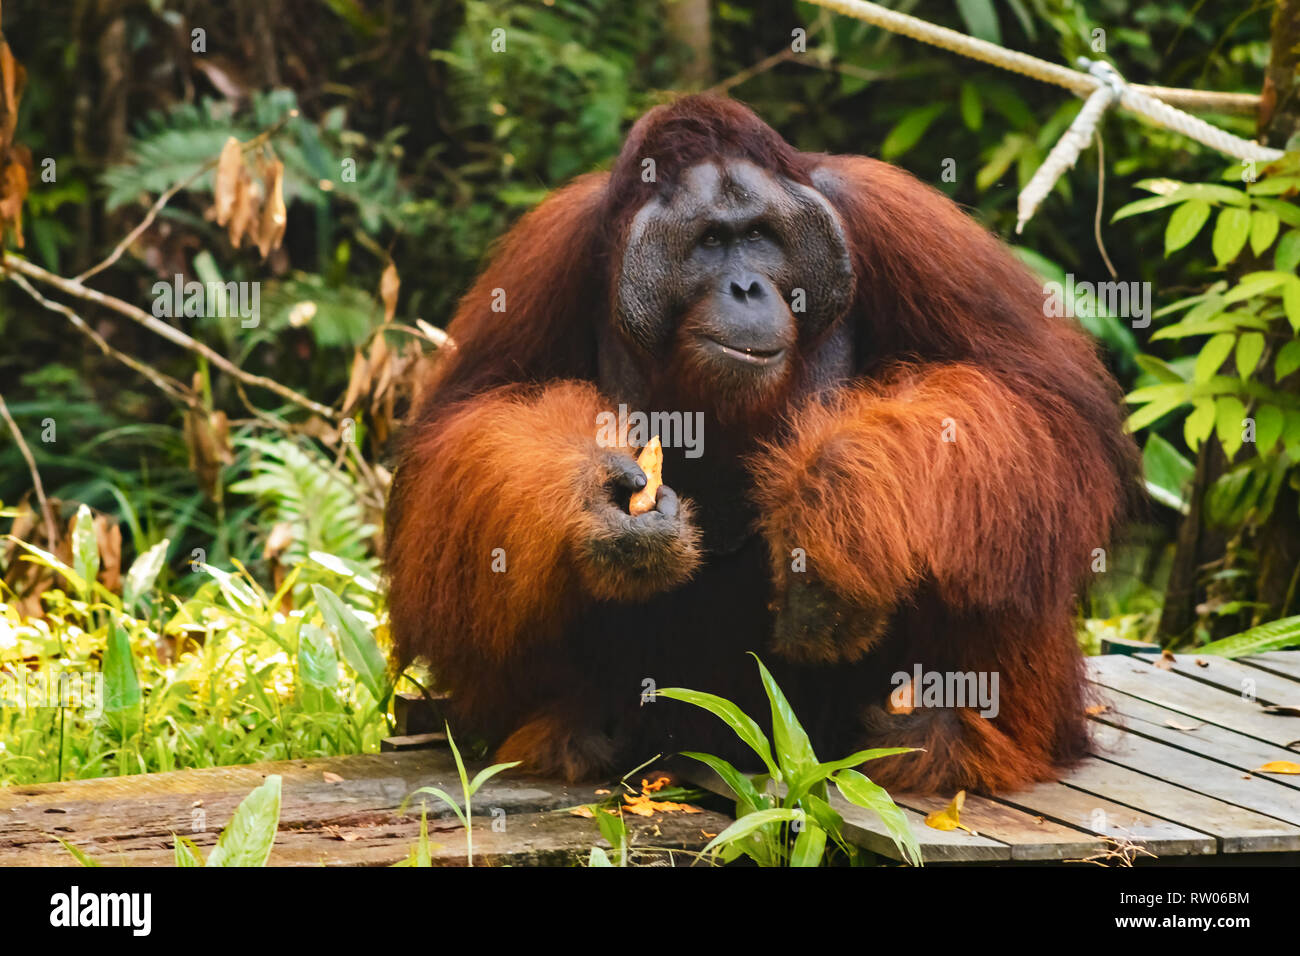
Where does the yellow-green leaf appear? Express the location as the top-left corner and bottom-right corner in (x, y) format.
(1249, 210), (1279, 256)
(1212, 207), (1252, 266)
(1165, 200), (1211, 255)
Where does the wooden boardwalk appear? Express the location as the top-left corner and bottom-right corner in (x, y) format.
(1, 652), (1297, 865)
(696, 651), (1299, 864)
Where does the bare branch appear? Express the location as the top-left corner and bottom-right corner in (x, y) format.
(0, 392), (57, 553)
(2, 255), (337, 418)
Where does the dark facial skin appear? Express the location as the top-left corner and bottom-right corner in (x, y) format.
(613, 160), (855, 417)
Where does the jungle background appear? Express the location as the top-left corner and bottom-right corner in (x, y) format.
(0, 0), (1298, 787)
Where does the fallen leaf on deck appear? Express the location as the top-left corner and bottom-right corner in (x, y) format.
(322, 771), (344, 783)
(1255, 761), (1300, 774)
(925, 790), (974, 833)
(1166, 718), (1202, 731)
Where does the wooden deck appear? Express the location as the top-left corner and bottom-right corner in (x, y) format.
(1, 651), (1298, 866)
(690, 651), (1300, 864)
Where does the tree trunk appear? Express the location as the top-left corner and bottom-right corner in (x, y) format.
(663, 0), (712, 88)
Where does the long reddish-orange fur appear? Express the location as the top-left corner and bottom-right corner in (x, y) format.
(386, 95), (1137, 793)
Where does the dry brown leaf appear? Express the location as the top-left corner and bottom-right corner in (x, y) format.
(1255, 761), (1300, 774)
(621, 793), (700, 817)
(628, 436), (663, 516)
(227, 164), (256, 248)
(1154, 650), (1176, 670)
(1166, 718), (1202, 731)
(0, 147), (28, 247)
(255, 158), (286, 258)
(322, 771), (345, 783)
(213, 137), (243, 225)
(380, 261), (400, 324)
(924, 790), (973, 833)
(1085, 703), (1110, 716)
(92, 515), (122, 593)
(569, 805), (595, 818)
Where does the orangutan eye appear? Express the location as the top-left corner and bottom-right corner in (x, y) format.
(746, 227), (764, 241)
(700, 231), (722, 248)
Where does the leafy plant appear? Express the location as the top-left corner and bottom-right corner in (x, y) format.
(658, 654), (921, 867)
(403, 725), (520, 867)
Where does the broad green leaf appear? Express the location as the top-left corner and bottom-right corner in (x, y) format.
(1275, 340), (1300, 381)
(588, 846), (614, 867)
(1284, 277), (1300, 332)
(122, 539), (168, 614)
(1253, 404), (1284, 455)
(680, 751), (766, 815)
(752, 654), (817, 781)
(880, 104), (946, 161)
(1142, 434), (1194, 513)
(312, 584), (391, 708)
(206, 775), (281, 867)
(657, 687), (777, 779)
(1112, 193), (1186, 223)
(174, 835), (205, 867)
(1216, 396), (1247, 458)
(296, 623), (339, 690)
(1194, 334), (1235, 384)
(1250, 210), (1280, 255)
(1236, 332), (1265, 378)
(834, 769), (922, 866)
(789, 821), (828, 867)
(1134, 354), (1185, 384)
(1254, 197), (1300, 227)
(1198, 614), (1300, 658)
(1275, 229), (1300, 273)
(1249, 175), (1300, 196)
(102, 620), (141, 719)
(1165, 200), (1210, 254)
(1184, 399), (1215, 451)
(72, 505), (98, 600)
(955, 0), (1000, 43)
(1212, 207), (1252, 265)
(1126, 396), (1186, 433)
(700, 807), (804, 857)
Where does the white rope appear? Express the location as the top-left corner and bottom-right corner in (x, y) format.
(1016, 64), (1119, 233)
(802, 0), (1285, 229)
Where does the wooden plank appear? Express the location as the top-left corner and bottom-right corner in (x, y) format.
(0, 750), (725, 867)
(681, 763), (1009, 863)
(1240, 651), (1300, 683)
(1090, 687), (1300, 788)
(1087, 655), (1300, 749)
(1090, 722), (1300, 827)
(1059, 755), (1300, 853)
(1134, 653), (1300, 707)
(992, 774), (1216, 858)
(890, 790), (1105, 861)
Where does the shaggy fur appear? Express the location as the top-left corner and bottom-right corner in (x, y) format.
(385, 95), (1138, 793)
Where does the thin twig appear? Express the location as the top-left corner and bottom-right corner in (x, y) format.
(0, 393), (57, 553)
(2, 256), (336, 418)
(74, 109), (300, 284)
(1093, 131), (1118, 280)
